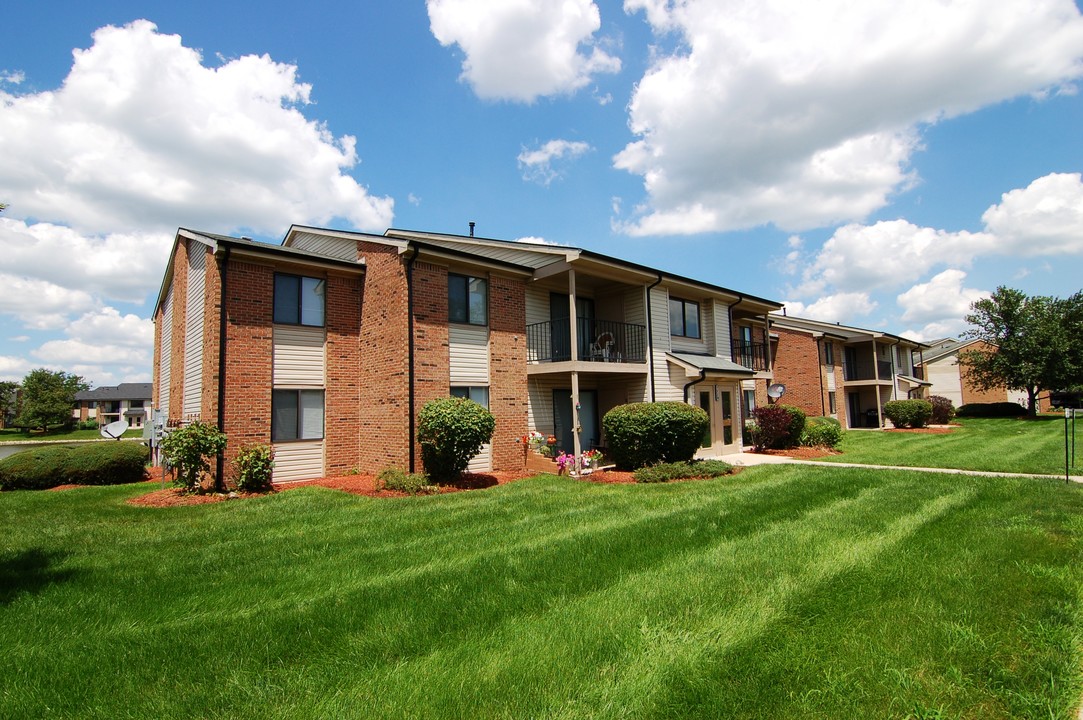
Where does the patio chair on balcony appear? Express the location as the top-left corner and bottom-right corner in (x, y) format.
(590, 332), (619, 362)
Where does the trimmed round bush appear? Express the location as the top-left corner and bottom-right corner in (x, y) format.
(883, 399), (933, 429)
(956, 402), (1028, 418)
(0, 441), (149, 490)
(233, 443), (274, 493)
(780, 405), (807, 448)
(749, 405), (795, 451)
(417, 397), (495, 483)
(602, 401), (710, 470)
(801, 416), (843, 448)
(928, 395), (956, 425)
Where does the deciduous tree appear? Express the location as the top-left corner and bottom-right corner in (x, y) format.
(13, 369), (89, 432)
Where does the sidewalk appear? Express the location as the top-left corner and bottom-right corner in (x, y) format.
(730, 450), (1083, 484)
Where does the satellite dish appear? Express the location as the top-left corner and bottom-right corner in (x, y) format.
(767, 383), (786, 399)
(100, 419), (129, 440)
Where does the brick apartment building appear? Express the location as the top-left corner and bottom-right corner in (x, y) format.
(153, 226), (782, 483)
(764, 315), (929, 428)
(917, 338), (1033, 410)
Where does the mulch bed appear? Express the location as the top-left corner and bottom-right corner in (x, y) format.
(124, 467), (643, 507)
(753, 446), (841, 460)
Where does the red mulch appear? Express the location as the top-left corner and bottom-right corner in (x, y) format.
(753, 446), (841, 460)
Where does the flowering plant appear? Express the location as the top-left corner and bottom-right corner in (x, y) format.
(527, 430), (545, 448)
(555, 452), (573, 473)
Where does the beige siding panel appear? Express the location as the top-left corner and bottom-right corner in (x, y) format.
(927, 357), (963, 407)
(466, 443), (493, 473)
(272, 441), (325, 482)
(449, 325), (489, 384)
(624, 287), (646, 327)
(656, 361), (688, 402)
(714, 300), (732, 358)
(273, 326), (326, 386)
(420, 238), (556, 269)
(528, 376), (562, 434)
(650, 286), (672, 400)
(182, 249), (205, 419)
(702, 300), (716, 356)
(289, 232), (359, 261)
(525, 286), (549, 326)
(159, 288), (172, 418)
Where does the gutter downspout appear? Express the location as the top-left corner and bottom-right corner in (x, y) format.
(214, 245), (231, 492)
(683, 369), (707, 404)
(645, 273), (663, 402)
(406, 245), (419, 473)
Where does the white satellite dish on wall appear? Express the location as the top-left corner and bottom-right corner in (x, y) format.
(767, 383), (786, 399)
(100, 420), (129, 440)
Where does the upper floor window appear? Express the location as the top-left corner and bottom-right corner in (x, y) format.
(824, 341), (834, 366)
(449, 274), (488, 326)
(669, 298), (700, 338)
(274, 274), (325, 326)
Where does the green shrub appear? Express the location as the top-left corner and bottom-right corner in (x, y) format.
(633, 459), (733, 483)
(233, 443), (274, 493)
(928, 395), (956, 425)
(780, 405), (807, 448)
(601, 401), (710, 470)
(0, 441), (149, 490)
(749, 406), (794, 451)
(77, 418), (100, 431)
(160, 421), (228, 493)
(956, 402), (1028, 418)
(376, 467), (437, 495)
(417, 397), (495, 483)
(883, 399), (933, 429)
(801, 416), (844, 448)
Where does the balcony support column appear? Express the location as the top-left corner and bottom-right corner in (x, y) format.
(568, 270), (582, 460)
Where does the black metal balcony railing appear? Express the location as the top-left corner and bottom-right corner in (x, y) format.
(731, 340), (770, 371)
(843, 359), (893, 381)
(527, 318), (647, 364)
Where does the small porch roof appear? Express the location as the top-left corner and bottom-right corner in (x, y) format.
(897, 373), (933, 387)
(667, 352), (756, 378)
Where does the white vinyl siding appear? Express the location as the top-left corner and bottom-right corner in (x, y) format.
(273, 326), (326, 385)
(182, 247), (205, 419)
(525, 286), (549, 326)
(449, 325), (489, 384)
(287, 232), (359, 261)
(159, 288), (172, 419)
(713, 300), (732, 359)
(650, 287), (683, 401)
(271, 441), (325, 482)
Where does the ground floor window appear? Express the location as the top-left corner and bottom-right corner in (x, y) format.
(828, 391), (837, 415)
(743, 389), (756, 417)
(272, 389), (325, 441)
(451, 386), (489, 408)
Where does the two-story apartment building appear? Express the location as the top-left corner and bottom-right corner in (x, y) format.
(152, 225), (781, 483)
(916, 338), (1032, 410)
(767, 314), (929, 428)
(73, 383), (154, 428)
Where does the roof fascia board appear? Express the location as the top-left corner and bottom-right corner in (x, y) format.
(412, 244), (534, 277)
(285, 224), (399, 249)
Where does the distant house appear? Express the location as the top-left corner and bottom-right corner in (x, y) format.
(915, 339), (1031, 410)
(73, 383), (154, 428)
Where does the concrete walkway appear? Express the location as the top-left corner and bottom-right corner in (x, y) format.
(729, 450), (1083, 484)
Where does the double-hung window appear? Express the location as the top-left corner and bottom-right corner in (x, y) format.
(448, 274), (488, 325)
(274, 274), (325, 326)
(669, 298), (700, 338)
(824, 341), (835, 366)
(272, 389), (325, 441)
(451, 386), (489, 408)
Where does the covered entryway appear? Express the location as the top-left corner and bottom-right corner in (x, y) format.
(695, 383), (740, 456)
(553, 389), (599, 455)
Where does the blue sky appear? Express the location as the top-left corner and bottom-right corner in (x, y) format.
(2, 0), (1083, 387)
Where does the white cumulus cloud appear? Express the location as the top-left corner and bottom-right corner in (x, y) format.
(0, 20), (393, 236)
(428, 0), (620, 102)
(781, 293), (877, 324)
(518, 139), (593, 185)
(981, 172), (1083, 254)
(615, 0), (1083, 235)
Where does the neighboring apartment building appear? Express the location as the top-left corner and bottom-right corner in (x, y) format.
(916, 338), (1031, 409)
(766, 315), (929, 428)
(73, 383), (154, 428)
(152, 226), (782, 483)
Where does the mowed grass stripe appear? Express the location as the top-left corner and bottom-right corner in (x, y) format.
(320, 471), (972, 719)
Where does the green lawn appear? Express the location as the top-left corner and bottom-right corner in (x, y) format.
(821, 416), (1080, 476)
(0, 426), (143, 442)
(3, 467), (1082, 718)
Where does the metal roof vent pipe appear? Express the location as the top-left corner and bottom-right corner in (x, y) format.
(469, 221), (475, 237)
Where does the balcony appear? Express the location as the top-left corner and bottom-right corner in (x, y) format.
(731, 340), (770, 371)
(843, 359), (893, 381)
(527, 318), (647, 364)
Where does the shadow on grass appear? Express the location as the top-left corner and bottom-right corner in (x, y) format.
(0, 548), (76, 605)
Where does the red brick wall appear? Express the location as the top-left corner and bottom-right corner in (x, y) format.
(200, 244), (221, 424)
(770, 327), (827, 417)
(830, 347), (847, 427)
(489, 274), (528, 471)
(220, 259), (274, 471)
(356, 242), (412, 471)
(411, 262), (451, 471)
(959, 340), (1008, 405)
(325, 273), (363, 475)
